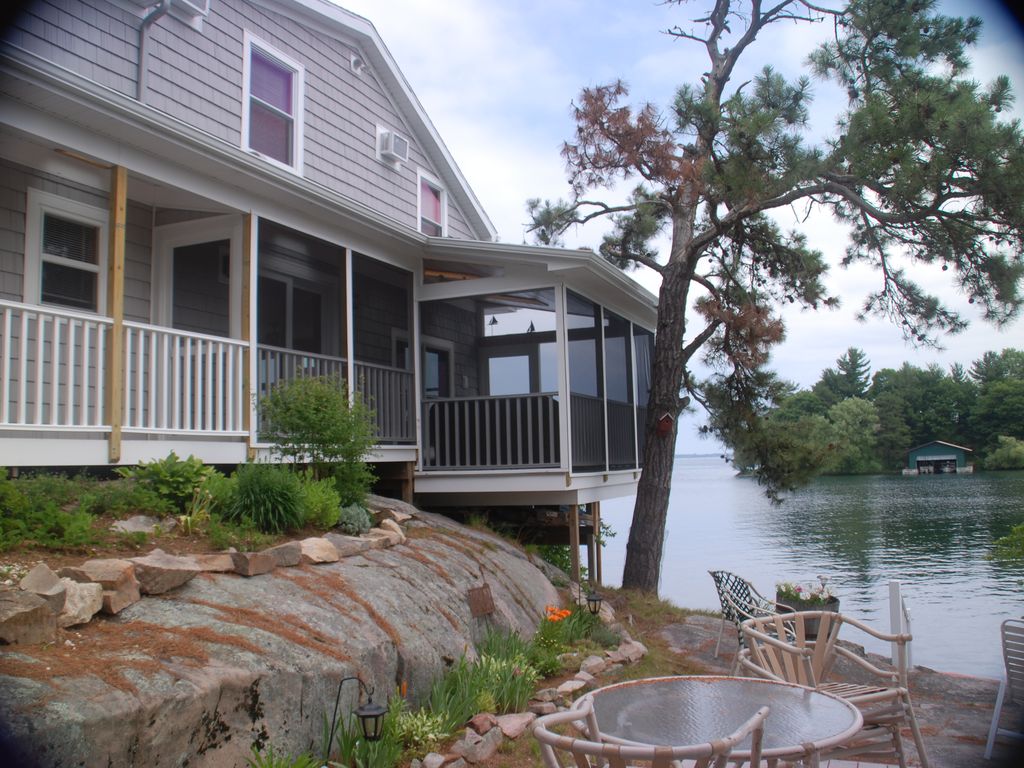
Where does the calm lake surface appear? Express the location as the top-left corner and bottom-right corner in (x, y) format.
(598, 456), (1024, 678)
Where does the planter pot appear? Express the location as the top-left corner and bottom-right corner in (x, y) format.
(775, 594), (839, 639)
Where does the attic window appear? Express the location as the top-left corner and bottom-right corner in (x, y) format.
(243, 34), (304, 172)
(418, 172), (445, 236)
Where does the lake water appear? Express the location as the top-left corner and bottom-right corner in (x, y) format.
(598, 456), (1024, 678)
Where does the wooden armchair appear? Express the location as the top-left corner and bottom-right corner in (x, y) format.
(532, 697), (768, 768)
(738, 610), (930, 768)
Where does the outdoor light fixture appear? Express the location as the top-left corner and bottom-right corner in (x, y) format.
(586, 590), (603, 616)
(324, 675), (387, 759)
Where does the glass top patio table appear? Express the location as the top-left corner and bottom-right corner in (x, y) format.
(574, 675), (863, 762)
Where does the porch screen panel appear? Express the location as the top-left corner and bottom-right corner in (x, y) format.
(633, 326), (654, 467)
(352, 254), (414, 443)
(567, 291), (605, 472)
(604, 309), (635, 470)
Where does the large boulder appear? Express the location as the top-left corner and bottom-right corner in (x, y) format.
(59, 559), (140, 615)
(19, 563), (66, 613)
(0, 509), (559, 767)
(129, 550), (200, 595)
(57, 578), (103, 628)
(0, 588), (56, 644)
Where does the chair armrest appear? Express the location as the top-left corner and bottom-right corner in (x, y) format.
(833, 645), (901, 684)
(840, 613), (912, 644)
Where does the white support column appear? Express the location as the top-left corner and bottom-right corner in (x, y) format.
(554, 284), (571, 475)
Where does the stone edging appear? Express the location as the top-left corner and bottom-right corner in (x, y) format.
(0, 502), (413, 646)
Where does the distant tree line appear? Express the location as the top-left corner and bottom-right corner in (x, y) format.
(715, 347), (1024, 475)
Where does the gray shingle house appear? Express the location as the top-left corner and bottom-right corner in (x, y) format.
(0, 0), (657, 511)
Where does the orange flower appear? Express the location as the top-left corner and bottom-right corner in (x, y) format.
(400, 680), (408, 698)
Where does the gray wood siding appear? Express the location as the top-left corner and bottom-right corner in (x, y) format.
(2, 0), (479, 239)
(0, 160), (152, 322)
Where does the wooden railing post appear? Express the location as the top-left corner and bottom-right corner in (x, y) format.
(106, 165), (127, 463)
(242, 213), (256, 460)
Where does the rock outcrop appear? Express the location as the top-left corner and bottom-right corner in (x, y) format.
(0, 506), (558, 768)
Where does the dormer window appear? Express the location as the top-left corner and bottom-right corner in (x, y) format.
(418, 171), (445, 236)
(243, 34), (304, 171)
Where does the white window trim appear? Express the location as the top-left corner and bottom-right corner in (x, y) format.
(152, 214), (244, 337)
(23, 188), (109, 314)
(416, 169), (447, 237)
(241, 31), (305, 174)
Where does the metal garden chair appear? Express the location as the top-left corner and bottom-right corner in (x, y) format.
(738, 610), (930, 768)
(708, 570), (787, 670)
(985, 617), (1024, 759)
(532, 696), (769, 768)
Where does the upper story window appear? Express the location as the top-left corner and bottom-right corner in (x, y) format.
(243, 34), (304, 172)
(418, 171), (446, 236)
(23, 189), (108, 313)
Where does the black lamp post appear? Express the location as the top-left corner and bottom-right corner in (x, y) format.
(324, 675), (387, 760)
(585, 589), (603, 616)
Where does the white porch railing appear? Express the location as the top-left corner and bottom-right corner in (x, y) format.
(0, 300), (110, 429)
(889, 579), (914, 668)
(124, 321), (246, 433)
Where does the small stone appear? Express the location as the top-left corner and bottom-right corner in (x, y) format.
(580, 654), (607, 676)
(0, 588), (56, 645)
(110, 515), (176, 534)
(59, 559), (140, 615)
(443, 759), (467, 768)
(230, 551), (276, 577)
(556, 679), (587, 695)
(19, 564), (66, 613)
(452, 726), (502, 763)
(58, 579), (103, 628)
(528, 701), (557, 716)
(618, 640), (648, 663)
(129, 549), (199, 595)
(263, 541), (302, 568)
(299, 537), (340, 564)
(365, 528), (400, 547)
(496, 712), (535, 740)
(574, 670), (596, 686)
(533, 687), (559, 703)
(468, 712), (497, 734)
(324, 533), (375, 558)
(422, 753), (446, 768)
(378, 518), (406, 544)
(605, 649), (626, 663)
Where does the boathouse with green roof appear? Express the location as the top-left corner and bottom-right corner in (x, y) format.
(906, 440), (974, 474)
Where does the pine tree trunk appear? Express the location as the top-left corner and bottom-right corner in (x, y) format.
(621, 258), (689, 593)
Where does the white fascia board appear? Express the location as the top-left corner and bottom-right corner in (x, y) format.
(0, 48), (431, 252)
(255, 0), (497, 242)
(424, 238), (659, 328)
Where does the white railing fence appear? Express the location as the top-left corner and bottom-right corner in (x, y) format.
(0, 300), (110, 429)
(889, 579), (914, 668)
(124, 322), (246, 433)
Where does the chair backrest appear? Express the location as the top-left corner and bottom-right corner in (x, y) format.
(739, 611), (844, 687)
(708, 570), (776, 624)
(533, 698), (768, 768)
(1002, 618), (1024, 703)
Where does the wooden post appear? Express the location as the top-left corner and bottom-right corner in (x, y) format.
(585, 502), (598, 587)
(569, 504), (581, 588)
(594, 501), (603, 586)
(241, 213), (256, 460)
(106, 165), (127, 463)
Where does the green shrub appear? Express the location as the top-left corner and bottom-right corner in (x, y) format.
(393, 707), (449, 751)
(206, 515), (272, 551)
(985, 436), (1024, 470)
(299, 472), (341, 529)
(259, 375), (377, 482)
(117, 452), (212, 511)
(337, 503), (373, 535)
(330, 704), (403, 768)
(332, 459), (376, 507)
(0, 472), (98, 551)
(246, 745), (320, 768)
(224, 463), (304, 534)
(77, 479), (174, 518)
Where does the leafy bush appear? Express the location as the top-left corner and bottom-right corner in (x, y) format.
(223, 463), (304, 534)
(393, 707), (449, 751)
(77, 479), (174, 518)
(330, 705), (403, 768)
(117, 452), (212, 511)
(260, 375), (377, 481)
(0, 472), (97, 551)
(985, 436), (1024, 470)
(332, 459), (376, 507)
(299, 472), (341, 529)
(337, 503), (373, 535)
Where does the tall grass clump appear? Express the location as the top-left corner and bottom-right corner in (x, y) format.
(224, 463), (304, 534)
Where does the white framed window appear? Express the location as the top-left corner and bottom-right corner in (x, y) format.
(242, 33), (304, 172)
(417, 170), (446, 237)
(23, 188), (108, 314)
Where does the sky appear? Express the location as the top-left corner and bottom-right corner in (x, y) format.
(337, 0), (1024, 448)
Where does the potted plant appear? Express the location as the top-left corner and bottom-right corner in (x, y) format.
(775, 576), (839, 638)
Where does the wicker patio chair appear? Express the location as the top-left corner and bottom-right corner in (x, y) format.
(738, 610), (930, 768)
(532, 697), (768, 768)
(985, 617), (1024, 759)
(708, 570), (788, 669)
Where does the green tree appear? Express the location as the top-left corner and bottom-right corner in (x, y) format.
(813, 348), (872, 406)
(529, 0), (1023, 592)
(985, 435), (1024, 470)
(972, 379), (1024, 450)
(872, 390), (912, 470)
(969, 348), (1024, 386)
(825, 397), (881, 474)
